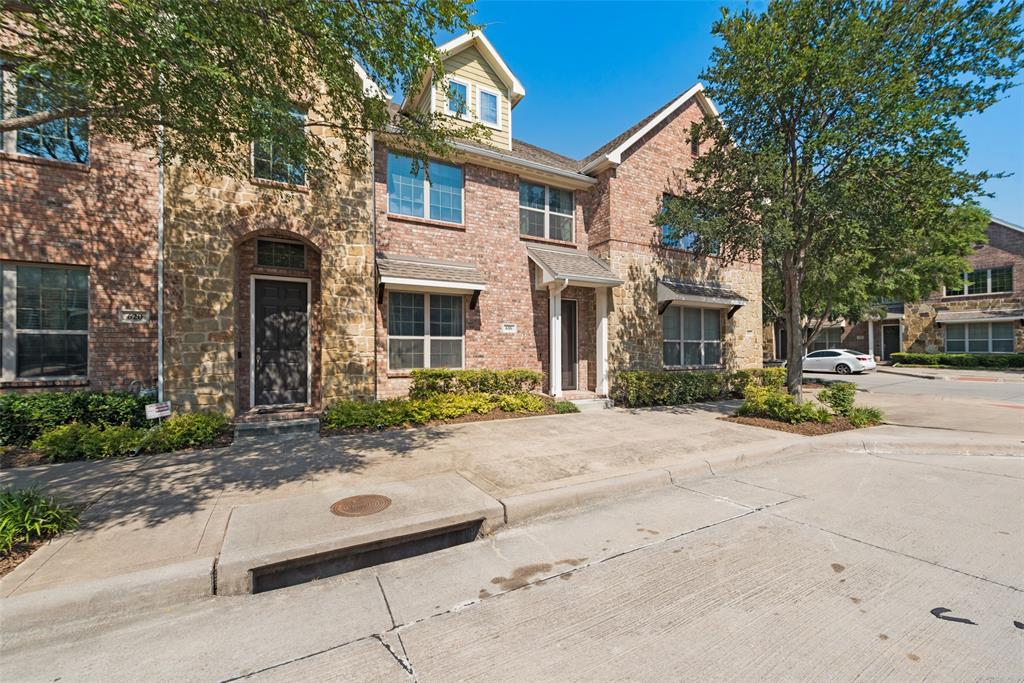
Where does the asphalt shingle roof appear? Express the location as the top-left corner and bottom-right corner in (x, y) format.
(526, 245), (623, 285)
(934, 308), (1024, 323)
(377, 253), (487, 286)
(658, 280), (747, 304)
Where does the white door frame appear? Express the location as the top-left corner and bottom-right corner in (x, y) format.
(250, 275), (312, 408)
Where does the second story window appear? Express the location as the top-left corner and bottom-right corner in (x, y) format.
(478, 88), (499, 127)
(252, 108), (306, 186)
(660, 195), (719, 254)
(2, 69), (89, 164)
(519, 181), (574, 242)
(387, 153), (463, 224)
(945, 266), (1012, 296)
(445, 79), (469, 118)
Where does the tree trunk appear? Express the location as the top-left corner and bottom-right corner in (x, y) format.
(783, 262), (804, 401)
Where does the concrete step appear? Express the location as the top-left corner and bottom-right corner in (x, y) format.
(216, 473), (505, 595)
(233, 416), (320, 440)
(570, 398), (614, 412)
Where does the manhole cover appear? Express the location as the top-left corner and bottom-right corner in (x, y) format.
(331, 494), (392, 517)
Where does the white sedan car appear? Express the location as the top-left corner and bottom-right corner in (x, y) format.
(801, 348), (877, 374)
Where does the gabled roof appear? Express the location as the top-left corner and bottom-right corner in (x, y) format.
(990, 216), (1024, 234)
(526, 244), (623, 286)
(580, 83), (719, 174)
(402, 31), (525, 112)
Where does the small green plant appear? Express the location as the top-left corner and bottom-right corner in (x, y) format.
(737, 384), (831, 424)
(0, 391), (149, 447)
(31, 423), (145, 461)
(144, 412), (230, 453)
(816, 382), (857, 416)
(553, 400), (580, 414)
(0, 488), (79, 556)
(496, 393), (547, 413)
(408, 369), (543, 399)
(322, 392), (550, 431)
(847, 406), (885, 427)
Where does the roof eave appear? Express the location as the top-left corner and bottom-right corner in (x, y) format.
(451, 141), (596, 188)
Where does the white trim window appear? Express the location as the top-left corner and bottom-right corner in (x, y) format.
(387, 291), (465, 370)
(662, 305), (722, 366)
(445, 78), (470, 119)
(252, 108), (306, 185)
(477, 86), (500, 128)
(1, 68), (89, 164)
(808, 327), (843, 351)
(944, 266), (1013, 297)
(1, 263), (89, 380)
(519, 181), (574, 241)
(945, 322), (1015, 353)
(387, 152), (464, 224)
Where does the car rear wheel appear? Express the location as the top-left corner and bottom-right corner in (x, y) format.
(835, 363), (852, 375)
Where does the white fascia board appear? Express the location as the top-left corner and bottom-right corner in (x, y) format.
(437, 31), (526, 104)
(380, 276), (486, 292)
(936, 314), (1023, 324)
(990, 216), (1024, 233)
(580, 82), (718, 175)
(352, 60), (390, 101)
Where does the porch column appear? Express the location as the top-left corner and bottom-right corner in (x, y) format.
(867, 321), (875, 358)
(596, 287), (609, 396)
(549, 284), (562, 397)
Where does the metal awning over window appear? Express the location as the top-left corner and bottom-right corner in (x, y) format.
(657, 280), (747, 318)
(377, 254), (487, 308)
(934, 308), (1023, 325)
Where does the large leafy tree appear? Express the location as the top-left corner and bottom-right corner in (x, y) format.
(0, 0), (482, 176)
(661, 0), (1021, 397)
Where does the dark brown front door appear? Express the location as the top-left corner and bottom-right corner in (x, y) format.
(881, 325), (900, 361)
(561, 299), (578, 391)
(254, 278), (308, 406)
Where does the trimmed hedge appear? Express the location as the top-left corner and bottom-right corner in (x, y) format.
(611, 367), (786, 408)
(322, 392), (548, 431)
(0, 391), (149, 447)
(408, 369), (542, 399)
(891, 352), (1024, 368)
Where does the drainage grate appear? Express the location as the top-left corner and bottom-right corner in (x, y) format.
(331, 494), (392, 517)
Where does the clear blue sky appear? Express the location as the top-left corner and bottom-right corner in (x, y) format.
(435, 0), (1024, 224)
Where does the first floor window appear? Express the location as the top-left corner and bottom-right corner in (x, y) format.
(1, 263), (89, 379)
(945, 322), (1014, 353)
(387, 291), (464, 370)
(808, 327), (843, 352)
(662, 306), (722, 366)
(387, 153), (463, 224)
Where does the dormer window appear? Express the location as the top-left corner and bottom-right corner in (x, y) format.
(478, 88), (499, 127)
(446, 79), (469, 118)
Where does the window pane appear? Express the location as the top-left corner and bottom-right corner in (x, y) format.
(967, 323), (989, 352)
(663, 341), (681, 366)
(428, 163), (463, 223)
(519, 182), (545, 210)
(549, 214), (573, 242)
(945, 339), (966, 353)
(990, 267), (1012, 293)
(991, 339), (1014, 353)
(16, 266), (88, 331)
(519, 208), (545, 237)
(257, 240), (305, 269)
(945, 324), (965, 340)
(430, 295), (463, 337)
(252, 109), (305, 185)
(387, 153), (425, 217)
(662, 306), (681, 341)
(548, 187), (573, 215)
(683, 341), (702, 365)
(479, 91), (498, 125)
(16, 75), (89, 164)
(17, 333), (87, 377)
(704, 341), (722, 365)
(389, 339), (424, 370)
(946, 275), (965, 295)
(387, 292), (424, 336)
(966, 270), (986, 294)
(703, 309), (722, 341)
(682, 308), (702, 341)
(447, 81), (467, 115)
(991, 322), (1013, 340)
(430, 339), (463, 368)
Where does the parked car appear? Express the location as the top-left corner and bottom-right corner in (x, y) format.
(797, 349), (877, 374)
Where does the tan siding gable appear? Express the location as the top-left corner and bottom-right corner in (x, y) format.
(436, 46), (512, 150)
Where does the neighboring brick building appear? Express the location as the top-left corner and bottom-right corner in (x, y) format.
(375, 32), (762, 398)
(766, 217), (1024, 361)
(1, 101), (160, 393)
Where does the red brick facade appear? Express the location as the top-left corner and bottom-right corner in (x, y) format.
(0, 141), (160, 392)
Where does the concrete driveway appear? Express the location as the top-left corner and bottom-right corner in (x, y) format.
(3, 435), (1021, 681)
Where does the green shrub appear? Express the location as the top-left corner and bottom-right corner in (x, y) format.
(496, 393), (547, 413)
(0, 488), (79, 556)
(847, 406), (885, 427)
(31, 423), (146, 461)
(612, 368), (787, 408)
(0, 391), (148, 447)
(322, 392), (549, 430)
(816, 382), (857, 416)
(408, 369), (543, 399)
(891, 352), (1024, 368)
(144, 412), (230, 453)
(554, 400), (580, 414)
(737, 385), (831, 424)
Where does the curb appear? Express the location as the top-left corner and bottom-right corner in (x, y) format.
(878, 367), (1024, 383)
(500, 469), (674, 524)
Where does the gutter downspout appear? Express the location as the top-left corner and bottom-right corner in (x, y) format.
(370, 133), (378, 401)
(156, 126), (165, 402)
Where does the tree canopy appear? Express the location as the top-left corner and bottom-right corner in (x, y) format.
(0, 0), (483, 177)
(660, 0), (1022, 395)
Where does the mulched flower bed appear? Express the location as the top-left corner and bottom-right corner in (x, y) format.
(320, 404), (563, 438)
(0, 539), (47, 578)
(720, 415), (858, 436)
(0, 432), (234, 471)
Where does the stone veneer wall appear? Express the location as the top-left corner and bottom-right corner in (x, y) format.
(162, 144), (375, 416)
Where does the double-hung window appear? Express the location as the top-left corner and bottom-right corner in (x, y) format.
(478, 88), (500, 127)
(387, 153), (463, 224)
(1, 69), (89, 164)
(387, 292), (464, 370)
(659, 195), (719, 253)
(945, 267), (1013, 296)
(445, 79), (469, 118)
(662, 306), (722, 366)
(519, 182), (574, 241)
(808, 327), (843, 352)
(1, 263), (89, 380)
(252, 108), (306, 185)
(945, 322), (1014, 354)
